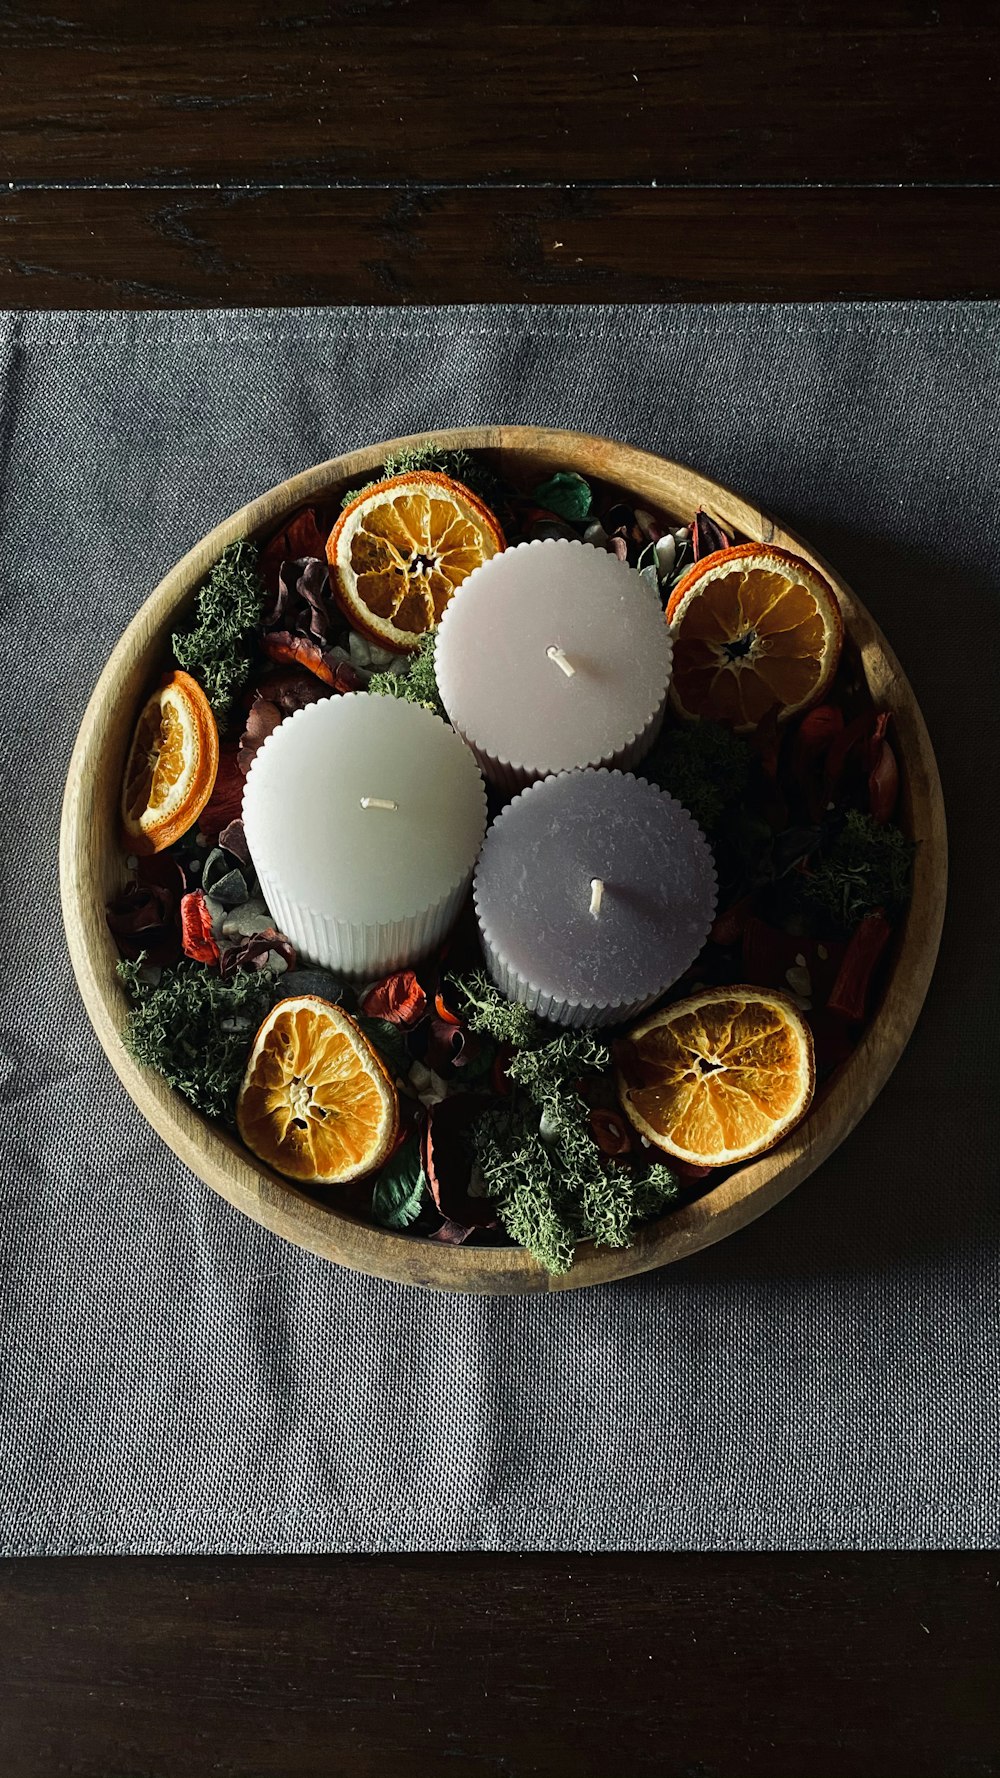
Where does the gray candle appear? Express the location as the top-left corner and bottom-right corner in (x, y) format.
(473, 769), (718, 1028)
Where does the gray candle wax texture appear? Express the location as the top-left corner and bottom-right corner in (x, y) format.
(474, 769), (718, 1016)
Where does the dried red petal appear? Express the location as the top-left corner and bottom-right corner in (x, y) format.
(198, 742), (245, 840)
(261, 631), (362, 691)
(423, 1094), (496, 1228)
(180, 890), (220, 965)
(259, 508), (328, 593)
(827, 911), (893, 1021)
(671, 1158), (714, 1181)
(710, 895), (753, 947)
(237, 696), (284, 774)
(218, 817), (252, 870)
(824, 709), (878, 799)
(589, 1107), (633, 1156)
(742, 917), (846, 1002)
(360, 971), (428, 1027)
(794, 704), (844, 757)
(220, 930), (296, 978)
(692, 510), (731, 560)
(433, 988), (463, 1026)
(423, 1018), (469, 1074)
(108, 855), (186, 964)
(868, 739), (899, 824)
(430, 1219), (475, 1245)
(106, 883), (179, 965)
(750, 703), (784, 777)
(808, 1008), (857, 1072)
(253, 668), (329, 714)
(107, 881), (171, 937)
(791, 704), (844, 792)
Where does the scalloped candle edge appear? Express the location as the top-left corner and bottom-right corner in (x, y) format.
(472, 768), (719, 1028)
(436, 539), (673, 789)
(242, 695), (488, 975)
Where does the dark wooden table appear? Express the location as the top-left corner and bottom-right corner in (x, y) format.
(3, 6), (998, 1775)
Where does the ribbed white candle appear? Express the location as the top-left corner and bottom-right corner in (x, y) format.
(242, 694), (487, 978)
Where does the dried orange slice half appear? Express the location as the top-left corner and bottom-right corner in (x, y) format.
(327, 470), (505, 652)
(666, 543), (843, 731)
(616, 985), (815, 1167)
(121, 669), (220, 853)
(237, 996), (399, 1185)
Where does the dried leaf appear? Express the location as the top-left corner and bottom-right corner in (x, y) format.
(531, 471), (592, 522)
(371, 1137), (427, 1230)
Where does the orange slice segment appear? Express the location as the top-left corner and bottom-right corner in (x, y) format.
(237, 996), (399, 1184)
(121, 669), (220, 853)
(665, 543), (843, 731)
(616, 985), (815, 1167)
(327, 470), (505, 652)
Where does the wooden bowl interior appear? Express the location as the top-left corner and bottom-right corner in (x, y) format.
(60, 428), (946, 1292)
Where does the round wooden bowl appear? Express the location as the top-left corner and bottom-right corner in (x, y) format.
(60, 427), (947, 1293)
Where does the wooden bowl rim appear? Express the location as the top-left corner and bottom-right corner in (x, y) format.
(59, 426), (947, 1294)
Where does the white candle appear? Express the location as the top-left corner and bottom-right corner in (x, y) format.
(435, 539), (673, 792)
(242, 694), (487, 978)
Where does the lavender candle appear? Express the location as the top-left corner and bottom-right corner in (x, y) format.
(434, 539), (673, 792)
(473, 769), (717, 1028)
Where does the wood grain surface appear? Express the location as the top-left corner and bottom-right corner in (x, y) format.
(60, 427), (947, 1292)
(1, 0), (999, 305)
(2, 1554), (998, 1778)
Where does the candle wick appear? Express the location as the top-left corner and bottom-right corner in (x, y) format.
(589, 878), (604, 918)
(546, 644), (576, 679)
(360, 797), (398, 811)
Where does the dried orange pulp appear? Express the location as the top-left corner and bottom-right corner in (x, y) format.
(666, 542), (843, 731)
(327, 470), (505, 653)
(237, 996), (399, 1185)
(120, 669), (219, 853)
(616, 986), (815, 1167)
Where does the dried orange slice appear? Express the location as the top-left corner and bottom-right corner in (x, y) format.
(237, 996), (399, 1184)
(666, 543), (843, 731)
(121, 669), (220, 853)
(616, 985), (815, 1167)
(327, 470), (505, 652)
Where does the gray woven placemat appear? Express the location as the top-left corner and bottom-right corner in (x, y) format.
(0, 303), (995, 1553)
